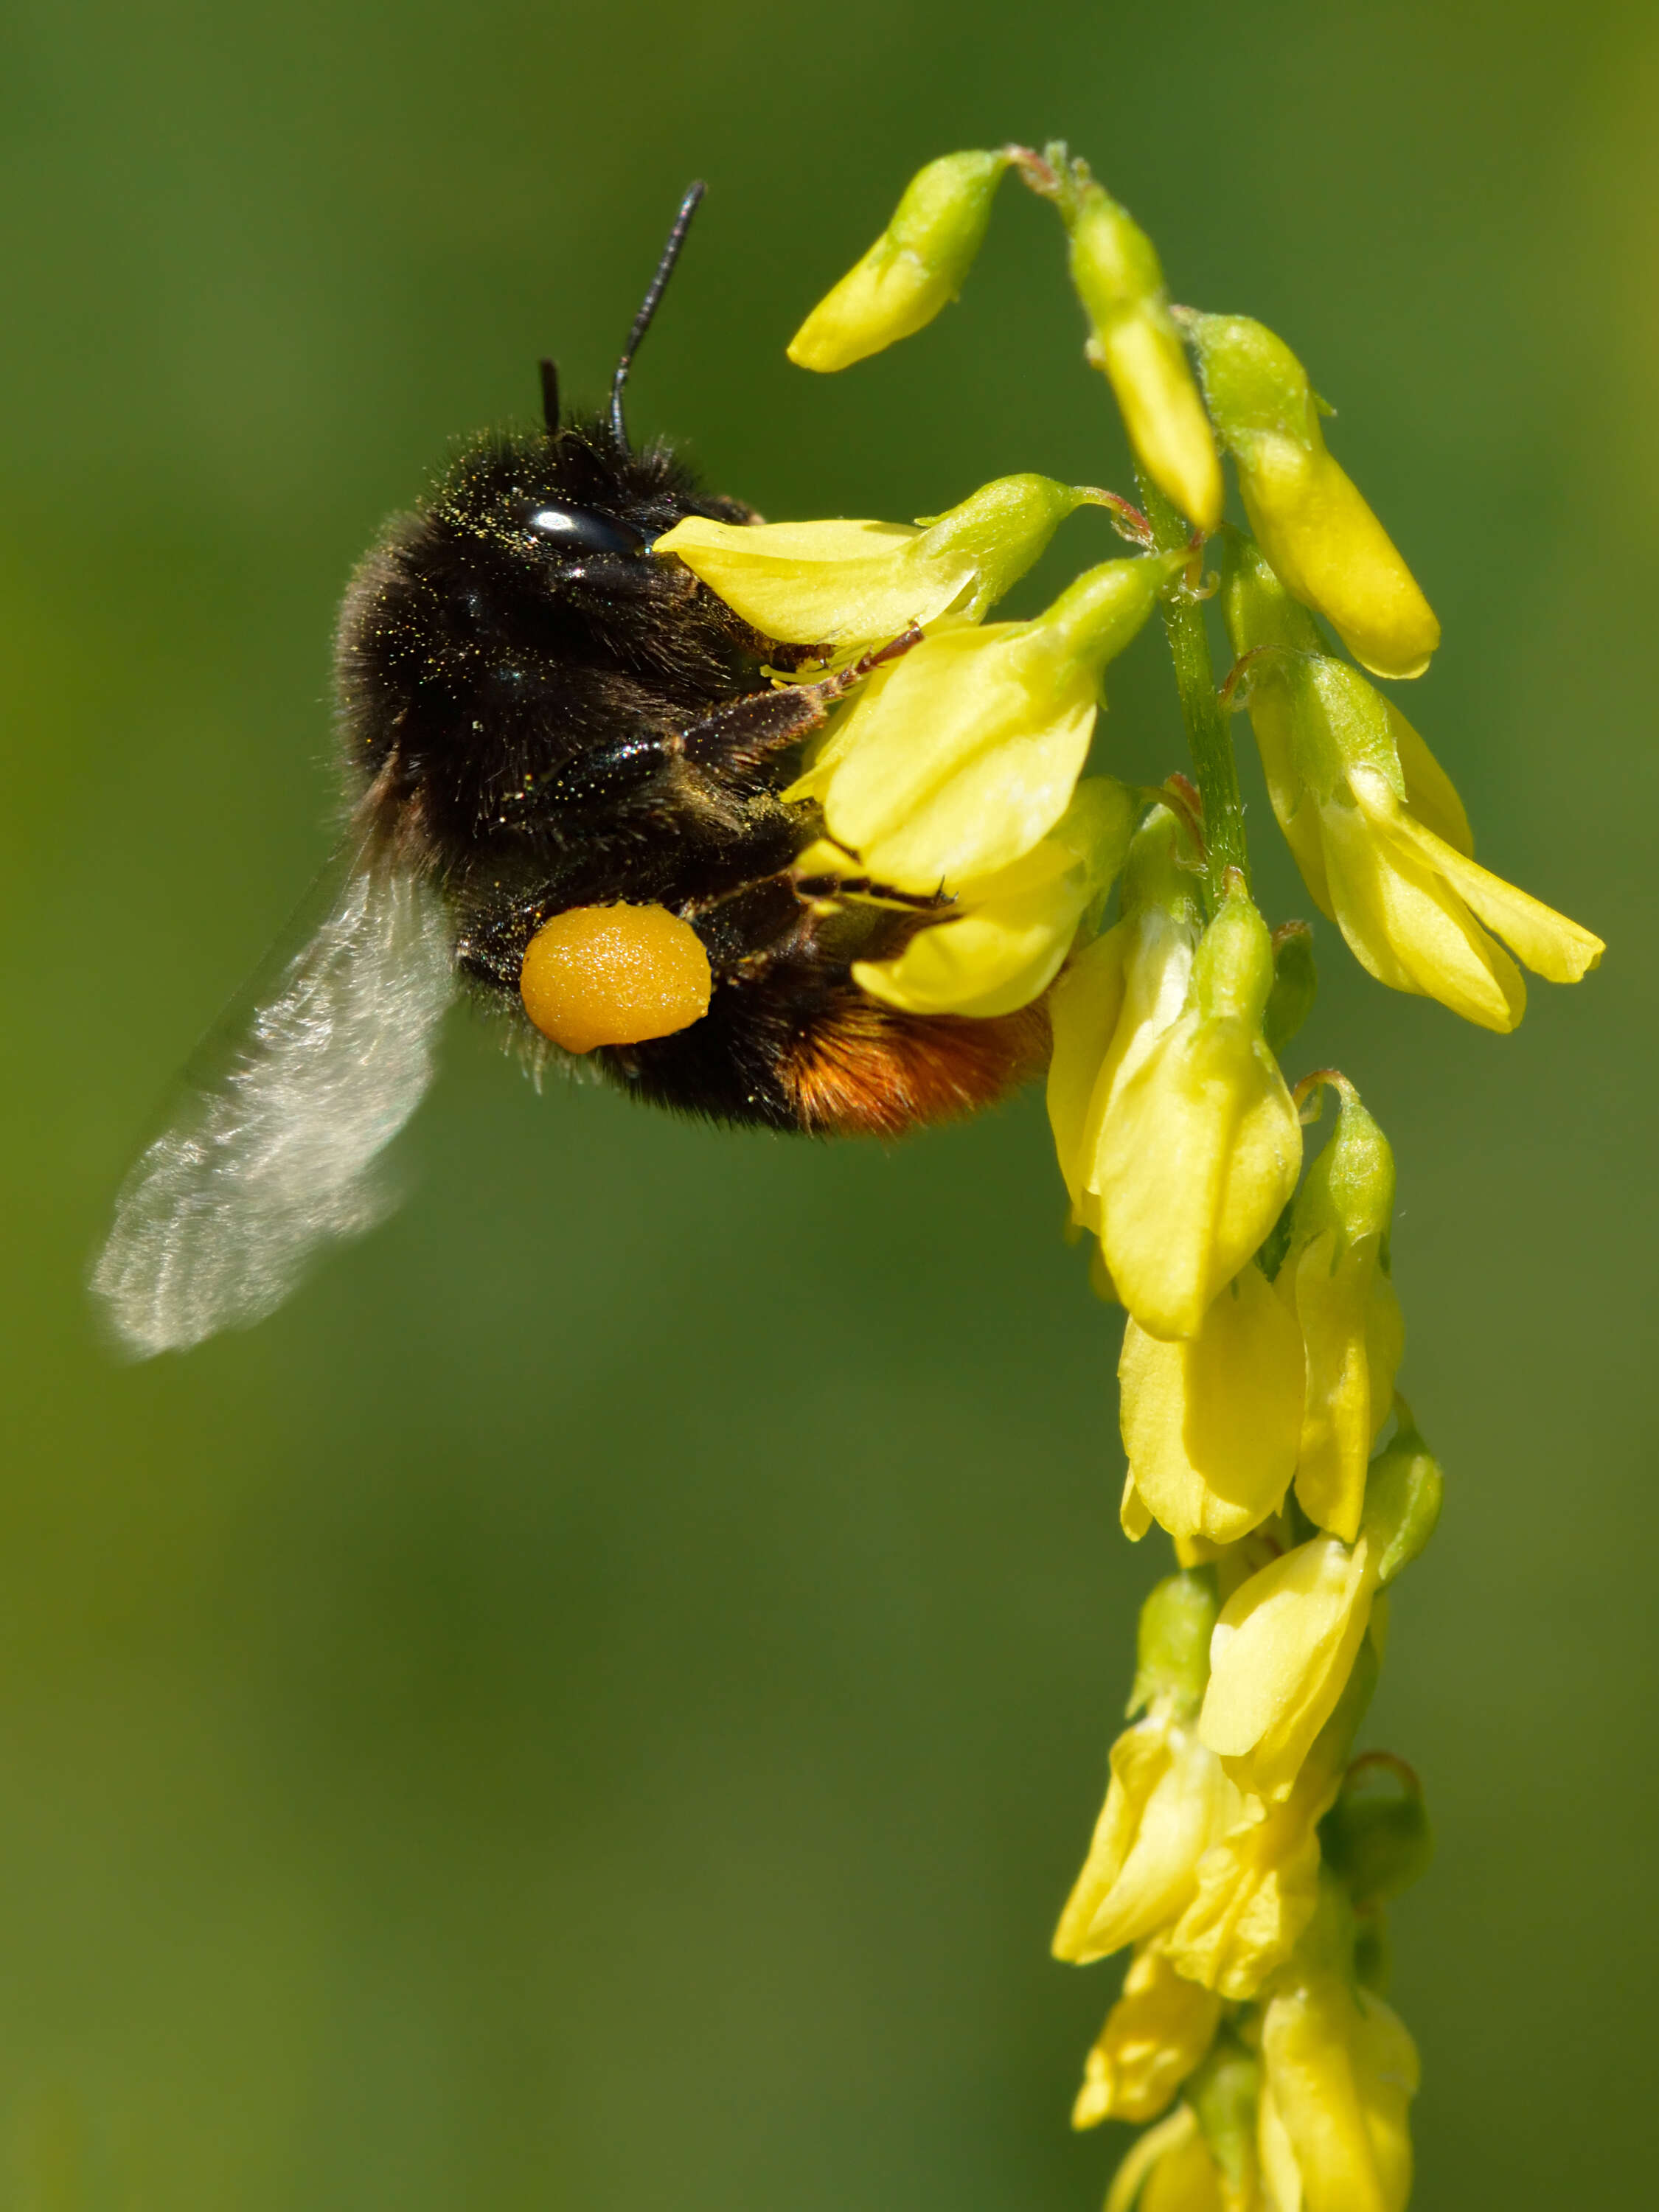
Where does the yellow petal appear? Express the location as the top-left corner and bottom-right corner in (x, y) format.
(852, 779), (1133, 1017)
(818, 625), (1099, 891)
(1073, 1947), (1223, 2128)
(1188, 313), (1438, 679)
(1259, 1972), (1416, 2212)
(1120, 1265), (1304, 1543)
(1383, 703), (1471, 855)
(1315, 790), (1526, 1032)
(1284, 1234), (1398, 1544)
(1053, 1721), (1241, 1964)
(1048, 922), (1132, 1208)
(1197, 1534), (1376, 1803)
(1068, 187), (1223, 532)
(1164, 1754), (1337, 2000)
(1245, 673), (1335, 919)
(1352, 768), (1604, 986)
(1241, 445), (1439, 681)
(1105, 2109), (1207, 2212)
(653, 515), (958, 644)
(1096, 310), (1224, 536)
(1097, 1014), (1302, 1341)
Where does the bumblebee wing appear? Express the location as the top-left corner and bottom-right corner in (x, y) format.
(91, 842), (456, 1357)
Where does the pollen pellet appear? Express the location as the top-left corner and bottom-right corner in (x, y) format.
(518, 903), (712, 1054)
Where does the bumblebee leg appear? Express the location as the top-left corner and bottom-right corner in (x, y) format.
(678, 623), (923, 779)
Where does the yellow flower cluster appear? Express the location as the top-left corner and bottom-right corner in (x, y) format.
(658, 139), (1604, 2212)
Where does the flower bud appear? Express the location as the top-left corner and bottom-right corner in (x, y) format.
(1065, 184), (1222, 533)
(1257, 1970), (1419, 2212)
(1052, 1711), (1242, 1965)
(798, 551), (1180, 893)
(1088, 880), (1302, 1340)
(851, 778), (1135, 1017)
(1185, 312), (1439, 680)
(1320, 1753), (1433, 1910)
(1048, 808), (1203, 1232)
(1221, 543), (1603, 1032)
(1119, 1261), (1304, 1545)
(787, 150), (1009, 372)
(1358, 1417), (1444, 1587)
(1277, 1082), (1403, 1543)
(653, 473), (1094, 647)
(1073, 1947), (1223, 2129)
(1129, 1569), (1222, 1719)
(1197, 1529), (1380, 1804)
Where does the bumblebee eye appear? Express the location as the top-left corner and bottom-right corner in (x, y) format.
(525, 504), (646, 557)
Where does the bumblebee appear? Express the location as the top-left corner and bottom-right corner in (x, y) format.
(94, 187), (1044, 1356)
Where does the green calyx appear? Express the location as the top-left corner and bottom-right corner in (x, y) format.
(1128, 1568), (1220, 1719)
(1320, 1752), (1434, 1909)
(1219, 528), (1326, 660)
(912, 473), (1099, 621)
(1360, 1417), (1444, 1586)
(1291, 1081), (1396, 1260)
(1191, 878), (1275, 1029)
(1119, 804), (1204, 931)
(886, 148), (1011, 282)
(1182, 310), (1318, 453)
(1262, 921), (1318, 1055)
(1188, 2039), (1261, 2202)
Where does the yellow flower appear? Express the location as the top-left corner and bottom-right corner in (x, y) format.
(1073, 1947), (1223, 2128)
(1105, 2107), (1230, 2212)
(787, 150), (1009, 371)
(1053, 1714), (1243, 1964)
(851, 778), (1134, 1018)
(1119, 1260), (1304, 1545)
(1198, 1425), (1441, 1803)
(1056, 1572), (1244, 1964)
(653, 473), (1097, 648)
(1197, 1533), (1378, 1805)
(1065, 178), (1223, 533)
(1166, 1642), (1377, 2000)
(1183, 313), (1438, 680)
(791, 552), (1180, 893)
(1220, 536), (1604, 1033)
(1046, 807), (1202, 1229)
(1257, 1970), (1419, 2212)
(1275, 1079), (1403, 1543)
(1085, 877), (1302, 1341)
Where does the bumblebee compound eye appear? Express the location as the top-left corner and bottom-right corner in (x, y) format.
(519, 905), (712, 1052)
(525, 504), (647, 557)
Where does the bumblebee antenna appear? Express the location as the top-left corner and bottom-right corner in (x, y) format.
(610, 180), (706, 450)
(539, 357), (560, 436)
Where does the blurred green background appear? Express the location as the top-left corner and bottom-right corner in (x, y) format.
(1, 0), (1650, 2204)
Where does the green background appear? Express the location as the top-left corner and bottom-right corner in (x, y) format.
(1, 1), (1649, 2204)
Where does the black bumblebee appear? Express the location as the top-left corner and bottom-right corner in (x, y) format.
(94, 187), (1045, 1356)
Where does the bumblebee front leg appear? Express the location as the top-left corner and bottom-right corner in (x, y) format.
(677, 625), (922, 779)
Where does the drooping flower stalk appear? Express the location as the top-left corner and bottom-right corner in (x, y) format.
(658, 138), (1604, 2211)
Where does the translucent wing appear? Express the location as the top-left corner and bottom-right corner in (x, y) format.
(91, 843), (456, 1357)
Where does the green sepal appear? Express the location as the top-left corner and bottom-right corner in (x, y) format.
(1188, 2037), (1261, 2204)
(1359, 1419), (1444, 1585)
(1127, 1568), (1220, 1719)
(1319, 1751), (1434, 1908)
(1262, 920), (1317, 1055)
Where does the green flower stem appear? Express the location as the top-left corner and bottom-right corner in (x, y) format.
(1135, 468), (1249, 911)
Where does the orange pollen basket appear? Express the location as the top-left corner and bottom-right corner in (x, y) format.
(520, 904), (713, 1053)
